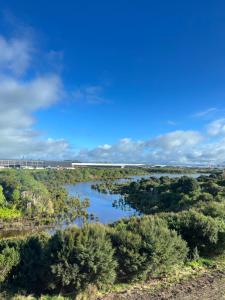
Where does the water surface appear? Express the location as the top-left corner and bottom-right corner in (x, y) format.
(66, 173), (206, 224)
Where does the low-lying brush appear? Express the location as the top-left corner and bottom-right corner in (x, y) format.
(0, 216), (188, 297)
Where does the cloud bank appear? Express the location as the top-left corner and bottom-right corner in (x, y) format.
(0, 33), (71, 159)
(0, 31), (225, 165)
(75, 127), (225, 165)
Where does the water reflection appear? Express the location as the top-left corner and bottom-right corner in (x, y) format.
(66, 173), (206, 224)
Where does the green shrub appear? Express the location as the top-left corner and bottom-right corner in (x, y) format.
(48, 224), (117, 294)
(0, 246), (20, 284)
(12, 233), (50, 294)
(110, 227), (147, 281)
(111, 216), (188, 282)
(0, 238), (23, 286)
(0, 207), (22, 219)
(171, 176), (200, 194)
(197, 201), (225, 218)
(165, 210), (225, 255)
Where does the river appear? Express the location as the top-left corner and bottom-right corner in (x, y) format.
(65, 173), (206, 224)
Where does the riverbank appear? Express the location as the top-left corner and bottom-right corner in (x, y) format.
(0, 217), (54, 238)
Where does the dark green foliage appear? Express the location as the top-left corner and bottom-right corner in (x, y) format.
(164, 210), (225, 255)
(111, 216), (188, 282)
(12, 233), (49, 294)
(48, 224), (117, 294)
(110, 227), (147, 281)
(108, 173), (225, 215)
(171, 176), (200, 194)
(201, 181), (222, 196)
(0, 238), (23, 286)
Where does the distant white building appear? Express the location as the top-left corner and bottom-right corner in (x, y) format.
(71, 162), (144, 168)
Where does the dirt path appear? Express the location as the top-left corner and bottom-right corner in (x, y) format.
(100, 270), (225, 300)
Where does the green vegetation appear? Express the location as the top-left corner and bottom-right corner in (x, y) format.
(1, 167), (225, 298)
(0, 166), (211, 225)
(111, 216), (187, 282)
(0, 217), (187, 297)
(0, 207), (22, 219)
(107, 174), (225, 215)
(0, 210), (223, 298)
(48, 224), (116, 294)
(31, 167), (149, 185)
(0, 168), (124, 226)
(163, 210), (225, 256)
(103, 174), (225, 253)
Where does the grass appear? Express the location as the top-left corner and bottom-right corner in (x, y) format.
(97, 254), (225, 297)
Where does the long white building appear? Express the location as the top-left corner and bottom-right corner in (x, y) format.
(0, 160), (145, 169)
(71, 162), (144, 168)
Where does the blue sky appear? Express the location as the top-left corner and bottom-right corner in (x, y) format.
(0, 0), (225, 164)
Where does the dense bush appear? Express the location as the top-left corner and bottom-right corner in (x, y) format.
(198, 201), (225, 218)
(0, 210), (224, 296)
(0, 238), (22, 285)
(48, 224), (117, 294)
(110, 226), (147, 281)
(171, 176), (200, 194)
(108, 173), (225, 215)
(0, 217), (188, 295)
(0, 225), (117, 295)
(164, 210), (225, 255)
(111, 216), (188, 282)
(0, 246), (20, 284)
(12, 234), (49, 294)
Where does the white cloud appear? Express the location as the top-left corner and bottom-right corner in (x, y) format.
(0, 75), (62, 111)
(207, 118), (225, 136)
(148, 130), (202, 150)
(0, 30), (69, 159)
(74, 131), (202, 164)
(0, 35), (32, 76)
(74, 128), (225, 165)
